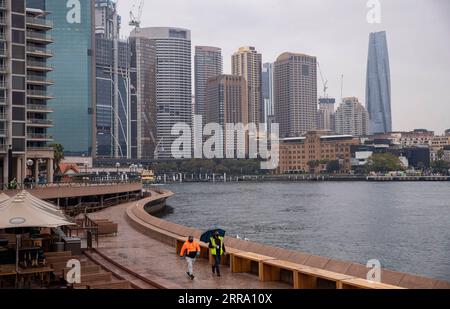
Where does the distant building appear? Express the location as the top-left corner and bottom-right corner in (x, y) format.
(262, 63), (274, 126)
(205, 75), (249, 157)
(47, 0), (96, 156)
(366, 31), (392, 134)
(274, 53), (317, 138)
(131, 27), (192, 159)
(335, 97), (369, 137)
(399, 129), (434, 147)
(317, 98), (336, 132)
(194, 46), (222, 122)
(232, 47), (263, 127)
(276, 131), (358, 174)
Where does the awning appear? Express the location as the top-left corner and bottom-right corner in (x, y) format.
(0, 191), (75, 229)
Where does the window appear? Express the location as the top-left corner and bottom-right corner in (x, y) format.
(12, 76), (25, 90)
(12, 92), (25, 105)
(12, 123), (25, 137)
(12, 60), (25, 75)
(12, 45), (25, 60)
(12, 30), (25, 44)
(11, 0), (25, 13)
(12, 139), (25, 152)
(12, 14), (25, 29)
(12, 107), (25, 121)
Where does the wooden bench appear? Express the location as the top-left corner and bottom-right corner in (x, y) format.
(340, 277), (405, 289)
(87, 280), (131, 289)
(45, 251), (73, 258)
(80, 271), (112, 284)
(229, 251), (276, 280)
(261, 259), (304, 284)
(96, 222), (118, 235)
(294, 266), (355, 289)
(46, 255), (81, 265)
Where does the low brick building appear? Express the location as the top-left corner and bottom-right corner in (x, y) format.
(276, 131), (359, 174)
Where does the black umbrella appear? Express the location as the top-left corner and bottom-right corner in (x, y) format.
(200, 228), (226, 243)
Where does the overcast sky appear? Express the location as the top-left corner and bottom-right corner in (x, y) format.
(117, 0), (450, 134)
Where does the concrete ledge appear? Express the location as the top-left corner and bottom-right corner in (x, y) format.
(125, 189), (450, 289)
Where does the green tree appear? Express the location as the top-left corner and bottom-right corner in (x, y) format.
(50, 143), (64, 174)
(326, 160), (341, 174)
(437, 149), (445, 160)
(367, 153), (403, 173)
(431, 160), (450, 175)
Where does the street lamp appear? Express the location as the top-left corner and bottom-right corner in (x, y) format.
(84, 160), (88, 174)
(116, 162), (120, 175)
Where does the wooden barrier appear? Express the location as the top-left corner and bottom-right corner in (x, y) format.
(230, 252), (276, 280)
(341, 278), (405, 289)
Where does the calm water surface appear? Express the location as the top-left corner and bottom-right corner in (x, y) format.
(162, 182), (450, 280)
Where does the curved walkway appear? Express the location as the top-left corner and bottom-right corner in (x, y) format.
(89, 195), (290, 289)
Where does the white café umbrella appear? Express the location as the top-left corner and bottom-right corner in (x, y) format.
(0, 191), (75, 273)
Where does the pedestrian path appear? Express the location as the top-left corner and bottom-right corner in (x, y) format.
(89, 201), (291, 289)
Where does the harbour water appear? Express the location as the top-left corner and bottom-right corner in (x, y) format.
(162, 181), (450, 281)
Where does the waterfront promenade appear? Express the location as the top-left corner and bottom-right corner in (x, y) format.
(87, 188), (450, 289)
(88, 199), (290, 289)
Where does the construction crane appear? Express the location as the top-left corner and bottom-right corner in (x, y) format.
(317, 62), (329, 98)
(129, 0), (144, 28)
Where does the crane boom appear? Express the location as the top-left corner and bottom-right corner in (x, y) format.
(129, 0), (144, 28)
(317, 62), (328, 98)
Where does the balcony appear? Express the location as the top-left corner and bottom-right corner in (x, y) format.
(27, 104), (53, 113)
(27, 75), (54, 85)
(0, 0), (5, 10)
(26, 17), (53, 30)
(27, 133), (53, 141)
(0, 80), (7, 88)
(0, 47), (6, 57)
(0, 32), (5, 41)
(27, 90), (54, 99)
(26, 31), (53, 44)
(0, 128), (6, 136)
(0, 95), (6, 105)
(0, 17), (6, 25)
(27, 118), (53, 127)
(0, 112), (7, 120)
(0, 64), (7, 73)
(27, 60), (53, 72)
(27, 46), (53, 58)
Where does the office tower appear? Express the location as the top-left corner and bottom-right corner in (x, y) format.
(0, 0), (55, 185)
(95, 0), (134, 159)
(205, 75), (248, 157)
(317, 98), (336, 132)
(366, 31), (392, 134)
(131, 27), (191, 159)
(274, 52), (317, 138)
(262, 62), (274, 126)
(46, 0), (95, 156)
(194, 46), (222, 121)
(335, 97), (369, 137)
(232, 46), (262, 127)
(129, 35), (156, 160)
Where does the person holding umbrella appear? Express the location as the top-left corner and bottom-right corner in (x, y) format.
(208, 230), (226, 277)
(179, 235), (201, 280)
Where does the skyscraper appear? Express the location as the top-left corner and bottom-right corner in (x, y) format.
(274, 52), (317, 138)
(194, 46), (222, 121)
(232, 47), (262, 127)
(131, 27), (191, 159)
(205, 75), (248, 157)
(262, 63), (274, 126)
(366, 31), (392, 134)
(47, 0), (95, 156)
(94, 0), (134, 159)
(335, 97), (369, 137)
(317, 98), (336, 132)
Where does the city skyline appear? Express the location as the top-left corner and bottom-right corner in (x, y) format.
(118, 0), (450, 134)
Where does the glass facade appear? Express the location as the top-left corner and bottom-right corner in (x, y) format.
(47, 0), (94, 156)
(366, 31), (392, 134)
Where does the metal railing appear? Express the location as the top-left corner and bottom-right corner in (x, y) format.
(0, 112), (6, 120)
(27, 46), (53, 56)
(27, 75), (53, 83)
(26, 31), (53, 42)
(27, 90), (54, 97)
(27, 133), (53, 140)
(26, 17), (53, 28)
(27, 118), (53, 125)
(0, 0), (5, 9)
(27, 61), (53, 70)
(0, 64), (7, 72)
(27, 104), (52, 111)
(0, 81), (6, 88)
(1, 179), (142, 191)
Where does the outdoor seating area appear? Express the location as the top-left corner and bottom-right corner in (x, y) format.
(0, 191), (79, 289)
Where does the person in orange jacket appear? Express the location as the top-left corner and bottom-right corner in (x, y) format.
(179, 235), (201, 280)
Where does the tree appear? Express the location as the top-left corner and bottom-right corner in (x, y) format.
(431, 160), (450, 175)
(326, 160), (341, 174)
(437, 149), (445, 160)
(50, 143), (64, 174)
(367, 153), (403, 173)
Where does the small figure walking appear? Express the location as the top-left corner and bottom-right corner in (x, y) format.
(209, 230), (226, 277)
(179, 235), (201, 280)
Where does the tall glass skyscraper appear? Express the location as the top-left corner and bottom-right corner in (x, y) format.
(47, 0), (95, 156)
(366, 31), (392, 134)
